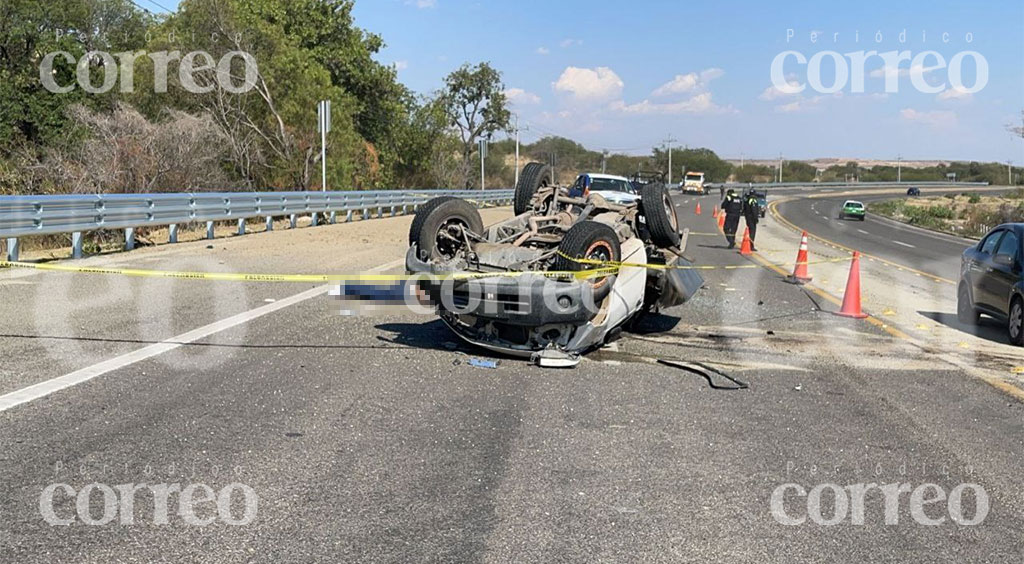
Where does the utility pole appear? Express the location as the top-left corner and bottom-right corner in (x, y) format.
(778, 153), (783, 183)
(512, 115), (528, 187)
(602, 149), (609, 173)
(662, 135), (678, 184)
(740, 152), (744, 169)
(1009, 160), (1014, 185)
(897, 154), (902, 183)
(317, 99), (331, 191)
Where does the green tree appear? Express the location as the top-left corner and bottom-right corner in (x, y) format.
(0, 0), (151, 151)
(439, 62), (511, 188)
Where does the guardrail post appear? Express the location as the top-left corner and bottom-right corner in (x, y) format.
(206, 221), (215, 239)
(345, 210), (353, 222)
(72, 232), (84, 259)
(390, 206), (396, 217)
(237, 218), (245, 235)
(401, 205), (407, 215)
(289, 214), (297, 229)
(124, 228), (135, 251)
(311, 212), (319, 227)
(329, 211), (337, 224)
(377, 206), (383, 219)
(168, 224), (178, 244)
(362, 208), (369, 220)
(265, 216), (273, 231)
(6, 237), (18, 261)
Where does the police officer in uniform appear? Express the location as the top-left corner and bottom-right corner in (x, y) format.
(721, 189), (743, 248)
(742, 190), (760, 251)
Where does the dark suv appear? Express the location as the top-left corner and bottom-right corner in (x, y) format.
(958, 224), (1024, 345)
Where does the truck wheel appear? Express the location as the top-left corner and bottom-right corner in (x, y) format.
(639, 183), (681, 248)
(410, 197), (483, 261)
(553, 221), (621, 302)
(514, 162), (552, 215)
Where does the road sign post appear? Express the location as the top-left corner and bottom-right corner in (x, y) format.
(317, 100), (331, 192)
(478, 138), (488, 190)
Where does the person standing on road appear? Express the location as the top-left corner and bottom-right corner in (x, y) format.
(742, 191), (760, 251)
(719, 185), (725, 199)
(721, 189), (743, 248)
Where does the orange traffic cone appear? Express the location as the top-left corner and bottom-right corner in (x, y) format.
(717, 211), (726, 229)
(695, 202), (702, 215)
(786, 231), (813, 284)
(712, 205), (719, 218)
(835, 252), (868, 318)
(739, 227), (753, 255)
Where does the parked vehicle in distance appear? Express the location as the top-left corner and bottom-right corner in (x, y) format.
(682, 171), (706, 195)
(838, 200), (866, 221)
(568, 173), (639, 205)
(907, 187), (921, 196)
(749, 190), (768, 218)
(958, 223), (1024, 345)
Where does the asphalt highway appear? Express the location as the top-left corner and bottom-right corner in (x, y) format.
(1, 190), (1022, 562)
(775, 194), (975, 283)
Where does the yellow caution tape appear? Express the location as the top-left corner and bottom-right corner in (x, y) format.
(556, 251), (854, 271)
(0, 260), (614, 283)
(0, 244), (855, 283)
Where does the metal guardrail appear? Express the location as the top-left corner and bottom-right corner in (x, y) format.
(0, 189), (514, 261)
(706, 181), (990, 189)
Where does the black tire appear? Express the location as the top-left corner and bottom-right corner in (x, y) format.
(957, 284), (979, 326)
(859, 216), (865, 221)
(1008, 297), (1024, 346)
(514, 162), (552, 215)
(553, 221), (621, 301)
(639, 183), (681, 248)
(409, 197), (483, 261)
(409, 196), (459, 244)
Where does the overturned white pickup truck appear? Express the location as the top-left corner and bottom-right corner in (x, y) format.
(405, 162), (703, 361)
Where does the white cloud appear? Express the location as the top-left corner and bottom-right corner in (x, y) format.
(610, 92), (731, 115)
(552, 66), (624, 103)
(653, 73), (699, 96)
(900, 108), (956, 128)
(536, 46), (550, 55)
(937, 86), (972, 101)
(394, 60), (408, 71)
(652, 68), (724, 96)
(559, 38), (583, 48)
(775, 96), (824, 113)
(505, 87), (541, 105)
(699, 68), (724, 83)
(869, 63), (943, 79)
(405, 0), (436, 7)
(759, 81), (802, 101)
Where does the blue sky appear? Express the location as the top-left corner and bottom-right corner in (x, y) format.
(158, 0), (1023, 162)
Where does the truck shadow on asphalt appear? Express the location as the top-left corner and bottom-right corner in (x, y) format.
(375, 320), (481, 354)
(917, 311), (1010, 345)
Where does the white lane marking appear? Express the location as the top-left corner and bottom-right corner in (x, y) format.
(857, 229), (870, 235)
(893, 240), (916, 248)
(0, 257), (405, 413)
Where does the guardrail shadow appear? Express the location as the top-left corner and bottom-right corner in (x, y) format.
(917, 311), (1009, 345)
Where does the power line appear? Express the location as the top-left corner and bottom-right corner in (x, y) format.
(140, 0), (176, 13)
